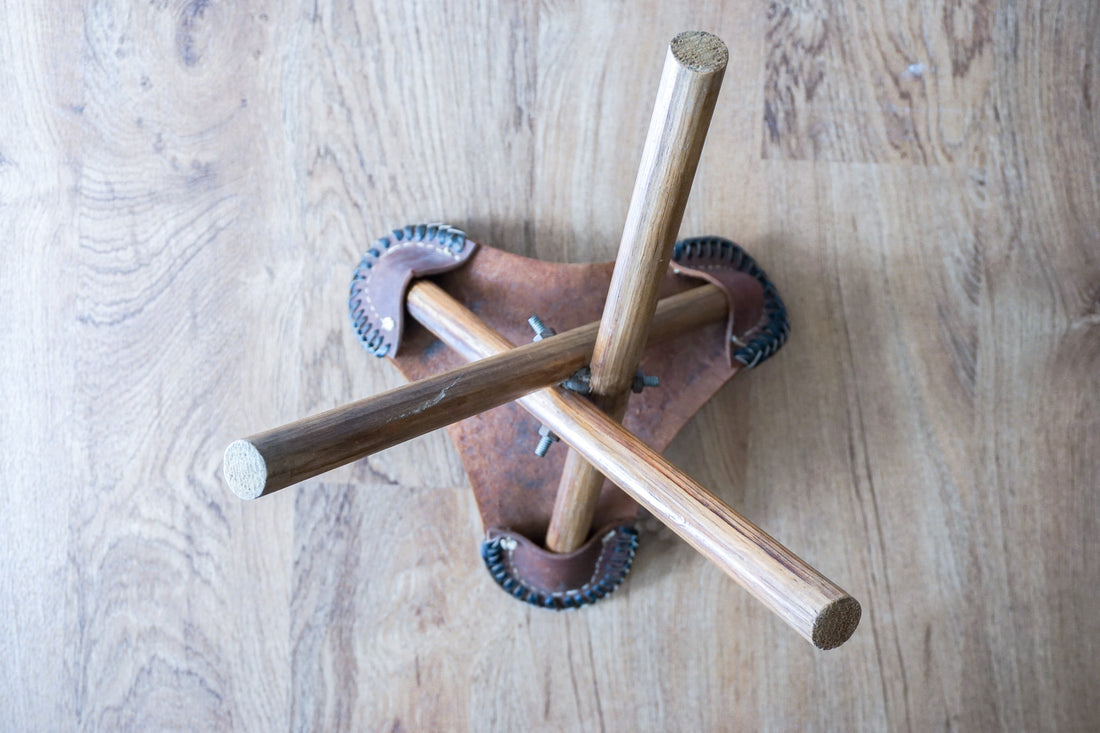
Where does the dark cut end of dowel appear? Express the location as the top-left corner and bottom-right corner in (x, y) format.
(223, 440), (268, 500)
(812, 595), (863, 650)
(670, 31), (729, 73)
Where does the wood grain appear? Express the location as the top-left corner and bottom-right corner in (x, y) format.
(1, 1), (1097, 730)
(547, 32), (727, 552)
(762, 0), (993, 164)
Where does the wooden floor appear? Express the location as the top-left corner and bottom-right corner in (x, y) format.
(3, 2), (1097, 730)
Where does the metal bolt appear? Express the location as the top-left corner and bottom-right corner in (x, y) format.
(528, 314), (555, 341)
(631, 371), (660, 393)
(534, 424), (559, 457)
(562, 366), (592, 394)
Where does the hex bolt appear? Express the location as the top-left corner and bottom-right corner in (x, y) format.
(527, 314), (556, 341)
(631, 371), (660, 393)
(534, 424), (559, 457)
(562, 366), (593, 395)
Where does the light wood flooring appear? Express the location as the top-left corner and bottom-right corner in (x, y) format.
(2, 1), (1097, 730)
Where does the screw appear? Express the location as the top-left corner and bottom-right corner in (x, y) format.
(528, 314), (555, 341)
(534, 424), (559, 457)
(631, 371), (660, 393)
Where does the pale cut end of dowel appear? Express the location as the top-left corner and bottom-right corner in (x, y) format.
(224, 440), (268, 500)
(670, 31), (729, 73)
(812, 595), (862, 650)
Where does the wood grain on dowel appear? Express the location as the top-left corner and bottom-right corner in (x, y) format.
(407, 280), (861, 650)
(223, 282), (728, 500)
(547, 31), (729, 552)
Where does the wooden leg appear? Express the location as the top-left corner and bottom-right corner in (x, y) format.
(547, 32), (728, 552)
(223, 282), (727, 499)
(407, 280), (861, 650)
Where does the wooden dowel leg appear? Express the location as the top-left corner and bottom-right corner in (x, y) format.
(547, 31), (728, 552)
(407, 280), (862, 650)
(224, 282), (727, 499)
(223, 322), (595, 500)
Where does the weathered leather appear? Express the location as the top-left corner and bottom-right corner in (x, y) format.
(378, 240), (778, 603)
(671, 262), (763, 367)
(482, 523), (638, 608)
(348, 223), (477, 357)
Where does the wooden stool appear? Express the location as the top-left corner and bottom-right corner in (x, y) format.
(223, 31), (861, 650)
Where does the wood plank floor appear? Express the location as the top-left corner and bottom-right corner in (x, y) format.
(2, 2), (1096, 730)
